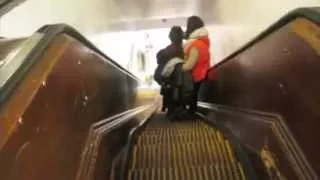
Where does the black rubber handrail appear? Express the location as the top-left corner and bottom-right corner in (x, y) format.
(37, 24), (138, 80)
(212, 7), (320, 69)
(0, 24), (139, 108)
(0, 0), (26, 16)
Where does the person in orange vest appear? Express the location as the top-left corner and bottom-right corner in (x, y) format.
(183, 16), (211, 114)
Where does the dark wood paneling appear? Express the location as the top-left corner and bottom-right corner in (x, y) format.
(200, 18), (320, 177)
(0, 34), (143, 180)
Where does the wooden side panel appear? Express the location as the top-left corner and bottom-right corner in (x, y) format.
(200, 18), (320, 177)
(0, 34), (140, 180)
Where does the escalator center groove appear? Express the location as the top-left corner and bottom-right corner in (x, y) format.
(126, 115), (247, 180)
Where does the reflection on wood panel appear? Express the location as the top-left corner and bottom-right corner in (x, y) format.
(0, 34), (144, 180)
(201, 18), (320, 179)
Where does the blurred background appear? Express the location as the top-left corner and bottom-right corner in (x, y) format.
(1, 0), (318, 88)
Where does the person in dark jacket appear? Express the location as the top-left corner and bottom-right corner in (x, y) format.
(156, 26), (184, 66)
(154, 26), (184, 114)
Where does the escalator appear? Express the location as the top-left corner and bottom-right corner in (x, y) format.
(123, 114), (247, 180)
(113, 7), (320, 180)
(0, 7), (319, 180)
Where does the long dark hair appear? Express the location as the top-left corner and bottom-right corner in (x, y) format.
(185, 16), (204, 39)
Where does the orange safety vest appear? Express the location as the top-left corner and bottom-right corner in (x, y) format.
(185, 36), (210, 82)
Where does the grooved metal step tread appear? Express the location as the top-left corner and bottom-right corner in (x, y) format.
(143, 127), (208, 134)
(126, 119), (247, 180)
(132, 138), (238, 168)
(144, 121), (204, 130)
(137, 131), (217, 145)
(128, 163), (246, 180)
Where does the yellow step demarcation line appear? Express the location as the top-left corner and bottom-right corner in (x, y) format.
(152, 145), (156, 168)
(216, 131), (228, 179)
(139, 132), (219, 145)
(163, 167), (166, 180)
(203, 165), (209, 180)
(134, 169), (137, 180)
(198, 166), (204, 180)
(226, 140), (241, 180)
(151, 168), (155, 180)
(215, 164), (221, 180)
(110, 158), (116, 180)
(128, 170), (131, 180)
(168, 167), (173, 180)
(131, 147), (137, 169)
(175, 165), (179, 180)
(191, 166), (196, 179)
(222, 140), (234, 179)
(238, 162), (247, 180)
(129, 165), (244, 180)
(157, 147), (161, 168)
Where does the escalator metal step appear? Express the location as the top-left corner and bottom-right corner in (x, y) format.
(137, 130), (216, 145)
(128, 164), (246, 180)
(127, 119), (246, 180)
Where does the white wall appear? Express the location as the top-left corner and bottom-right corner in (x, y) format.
(0, 0), (198, 37)
(0, 0), (318, 70)
(215, 0), (319, 26)
(208, 25), (261, 64)
(0, 0), (124, 37)
(211, 0), (320, 63)
(1, 0), (318, 37)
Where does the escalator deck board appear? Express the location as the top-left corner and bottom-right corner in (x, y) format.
(127, 118), (247, 180)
